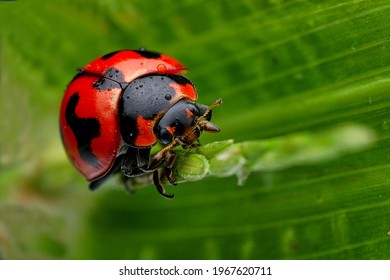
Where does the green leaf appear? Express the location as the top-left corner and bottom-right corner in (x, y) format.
(1, 0), (390, 259)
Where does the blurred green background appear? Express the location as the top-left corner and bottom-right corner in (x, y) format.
(1, 0), (390, 259)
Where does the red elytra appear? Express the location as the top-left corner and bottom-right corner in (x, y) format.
(83, 50), (186, 82)
(60, 49), (221, 198)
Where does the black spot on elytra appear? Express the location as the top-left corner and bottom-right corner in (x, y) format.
(101, 51), (120, 60)
(170, 74), (192, 85)
(118, 111), (138, 145)
(66, 93), (101, 168)
(93, 67), (125, 90)
(133, 49), (161, 59)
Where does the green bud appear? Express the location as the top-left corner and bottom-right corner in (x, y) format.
(172, 152), (210, 183)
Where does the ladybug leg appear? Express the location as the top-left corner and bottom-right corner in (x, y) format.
(153, 169), (174, 199)
(163, 150), (177, 186)
(149, 140), (179, 170)
(136, 148), (153, 172)
(121, 146), (175, 198)
(149, 150), (166, 170)
(121, 147), (152, 177)
(149, 143), (180, 198)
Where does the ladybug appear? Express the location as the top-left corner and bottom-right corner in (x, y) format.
(60, 49), (221, 198)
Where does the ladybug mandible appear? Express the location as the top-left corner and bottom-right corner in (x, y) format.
(59, 49), (221, 198)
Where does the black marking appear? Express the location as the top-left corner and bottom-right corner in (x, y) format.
(66, 93), (101, 168)
(133, 49), (161, 59)
(101, 51), (121, 60)
(119, 111), (139, 145)
(93, 67), (125, 91)
(167, 74), (193, 85)
(120, 74), (187, 145)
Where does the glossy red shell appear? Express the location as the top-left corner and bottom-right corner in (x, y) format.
(60, 50), (187, 181)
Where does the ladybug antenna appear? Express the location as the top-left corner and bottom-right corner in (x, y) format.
(200, 98), (222, 120)
(196, 99), (222, 133)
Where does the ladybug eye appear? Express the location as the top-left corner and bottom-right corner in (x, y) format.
(189, 105), (200, 116)
(158, 128), (173, 145)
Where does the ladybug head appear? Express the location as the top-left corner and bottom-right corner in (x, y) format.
(154, 98), (222, 147)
